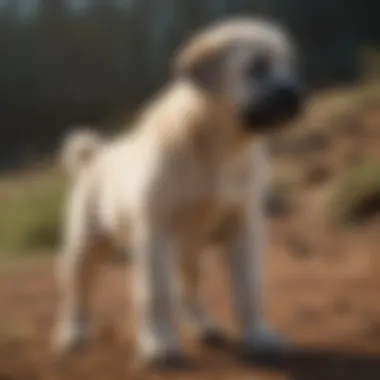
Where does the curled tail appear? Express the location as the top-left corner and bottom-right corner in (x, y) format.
(60, 128), (103, 178)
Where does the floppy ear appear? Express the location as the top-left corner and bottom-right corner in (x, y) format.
(172, 37), (226, 91)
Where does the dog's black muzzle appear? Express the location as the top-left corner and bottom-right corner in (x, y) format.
(242, 76), (304, 132)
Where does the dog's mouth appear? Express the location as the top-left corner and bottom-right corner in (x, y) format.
(244, 100), (302, 133)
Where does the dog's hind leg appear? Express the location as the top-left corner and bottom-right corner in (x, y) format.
(52, 183), (111, 355)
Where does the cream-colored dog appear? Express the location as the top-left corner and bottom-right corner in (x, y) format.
(53, 17), (304, 365)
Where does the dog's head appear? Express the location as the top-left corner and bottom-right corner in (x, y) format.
(173, 17), (304, 134)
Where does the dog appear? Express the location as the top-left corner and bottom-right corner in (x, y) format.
(53, 17), (304, 366)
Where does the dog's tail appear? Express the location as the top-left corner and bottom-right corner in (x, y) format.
(60, 128), (103, 178)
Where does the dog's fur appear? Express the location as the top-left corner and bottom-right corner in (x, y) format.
(53, 17), (303, 364)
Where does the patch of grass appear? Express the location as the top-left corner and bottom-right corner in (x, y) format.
(327, 163), (380, 226)
(0, 173), (65, 255)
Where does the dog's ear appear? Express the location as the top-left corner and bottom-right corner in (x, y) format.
(172, 37), (228, 92)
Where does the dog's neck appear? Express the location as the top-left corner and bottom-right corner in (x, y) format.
(138, 79), (257, 166)
(186, 82), (256, 164)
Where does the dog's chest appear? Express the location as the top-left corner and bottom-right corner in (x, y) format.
(177, 152), (252, 237)
(219, 156), (252, 201)
(198, 148), (252, 206)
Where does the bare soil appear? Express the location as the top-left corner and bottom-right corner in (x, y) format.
(0, 223), (379, 380)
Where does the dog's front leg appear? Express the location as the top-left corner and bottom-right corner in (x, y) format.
(132, 225), (182, 365)
(224, 212), (289, 359)
(180, 245), (227, 347)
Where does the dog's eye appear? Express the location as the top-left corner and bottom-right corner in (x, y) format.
(249, 55), (270, 79)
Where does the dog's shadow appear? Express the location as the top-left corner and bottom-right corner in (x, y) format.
(157, 341), (380, 380)
(250, 347), (380, 380)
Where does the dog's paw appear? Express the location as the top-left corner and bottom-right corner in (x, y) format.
(200, 326), (231, 349)
(51, 320), (91, 358)
(145, 351), (190, 370)
(241, 324), (291, 364)
(136, 331), (185, 370)
(136, 345), (188, 370)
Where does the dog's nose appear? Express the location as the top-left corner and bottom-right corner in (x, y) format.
(272, 78), (303, 117)
(241, 75), (304, 130)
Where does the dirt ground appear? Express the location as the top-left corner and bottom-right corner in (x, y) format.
(0, 85), (379, 380)
(0, 222), (379, 380)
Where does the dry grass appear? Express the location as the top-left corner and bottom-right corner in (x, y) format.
(327, 162), (380, 226)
